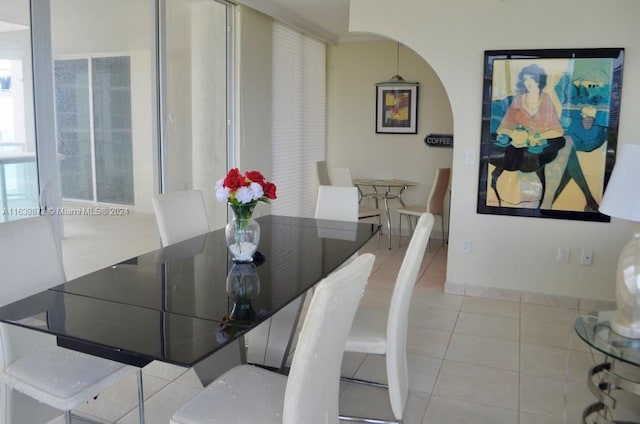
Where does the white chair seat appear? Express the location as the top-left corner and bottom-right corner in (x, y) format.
(395, 205), (425, 216)
(2, 344), (134, 412)
(345, 307), (387, 354)
(171, 365), (286, 424)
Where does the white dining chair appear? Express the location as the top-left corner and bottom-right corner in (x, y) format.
(152, 189), (210, 245)
(340, 213), (434, 423)
(315, 185), (360, 222)
(316, 160), (332, 185)
(170, 253), (376, 424)
(0, 216), (143, 424)
(328, 165), (383, 225)
(397, 167), (450, 248)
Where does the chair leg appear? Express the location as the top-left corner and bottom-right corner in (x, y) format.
(64, 411), (113, 424)
(338, 415), (401, 424)
(137, 368), (145, 424)
(340, 375), (388, 389)
(399, 214), (416, 248)
(339, 377), (401, 423)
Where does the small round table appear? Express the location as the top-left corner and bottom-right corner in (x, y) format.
(352, 178), (417, 249)
(574, 310), (640, 423)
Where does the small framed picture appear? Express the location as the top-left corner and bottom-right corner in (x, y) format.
(375, 82), (419, 134)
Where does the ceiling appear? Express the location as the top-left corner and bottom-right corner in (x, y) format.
(234, 0), (380, 44)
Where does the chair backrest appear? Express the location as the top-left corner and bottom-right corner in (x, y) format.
(328, 166), (354, 187)
(152, 189), (210, 246)
(426, 167), (451, 215)
(315, 161), (332, 186)
(0, 217), (65, 368)
(314, 186), (359, 222)
(385, 213), (434, 419)
(283, 253), (375, 424)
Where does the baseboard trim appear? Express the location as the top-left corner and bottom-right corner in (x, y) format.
(443, 281), (616, 311)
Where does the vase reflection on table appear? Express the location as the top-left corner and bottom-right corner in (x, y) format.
(216, 262), (265, 344)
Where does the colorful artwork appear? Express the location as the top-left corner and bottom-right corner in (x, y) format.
(376, 83), (418, 134)
(477, 48), (625, 222)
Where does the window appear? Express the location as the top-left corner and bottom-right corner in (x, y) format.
(271, 23), (326, 218)
(54, 56), (134, 205)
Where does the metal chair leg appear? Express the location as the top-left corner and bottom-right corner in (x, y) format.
(338, 415), (401, 424)
(398, 213), (403, 247)
(340, 375), (388, 389)
(137, 369), (145, 424)
(339, 377), (401, 424)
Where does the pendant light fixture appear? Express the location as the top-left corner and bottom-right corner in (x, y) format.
(379, 42), (418, 85)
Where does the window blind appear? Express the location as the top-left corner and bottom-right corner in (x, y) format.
(270, 23), (326, 218)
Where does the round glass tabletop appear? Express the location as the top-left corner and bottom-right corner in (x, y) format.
(574, 310), (640, 367)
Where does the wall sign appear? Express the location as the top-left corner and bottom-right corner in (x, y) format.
(424, 134), (453, 148)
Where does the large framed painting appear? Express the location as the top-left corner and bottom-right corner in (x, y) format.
(375, 82), (419, 134)
(477, 48), (624, 222)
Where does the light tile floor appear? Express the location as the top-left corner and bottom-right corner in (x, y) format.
(44, 216), (640, 424)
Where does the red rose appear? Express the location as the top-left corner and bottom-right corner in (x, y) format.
(245, 171), (265, 184)
(224, 168), (246, 190)
(263, 182), (277, 200)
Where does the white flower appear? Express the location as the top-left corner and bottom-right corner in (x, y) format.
(249, 182), (264, 200)
(235, 186), (254, 204)
(215, 178), (230, 202)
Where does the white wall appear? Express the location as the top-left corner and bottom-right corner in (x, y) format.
(327, 40), (453, 239)
(350, 0), (639, 302)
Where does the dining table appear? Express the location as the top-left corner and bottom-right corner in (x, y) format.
(0, 216), (377, 394)
(353, 178), (417, 249)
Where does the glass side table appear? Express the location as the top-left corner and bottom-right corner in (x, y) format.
(574, 310), (640, 424)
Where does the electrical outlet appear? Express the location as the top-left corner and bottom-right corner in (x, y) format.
(556, 246), (570, 263)
(460, 239), (472, 253)
(580, 249), (594, 266)
(464, 150), (476, 165)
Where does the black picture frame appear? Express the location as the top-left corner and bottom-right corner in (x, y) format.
(477, 48), (625, 222)
(375, 82), (419, 134)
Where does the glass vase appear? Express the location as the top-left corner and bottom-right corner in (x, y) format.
(225, 202), (260, 263)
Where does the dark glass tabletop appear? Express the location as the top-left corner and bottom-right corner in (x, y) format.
(0, 215), (377, 367)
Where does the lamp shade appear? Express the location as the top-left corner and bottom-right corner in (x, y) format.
(599, 143), (640, 221)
